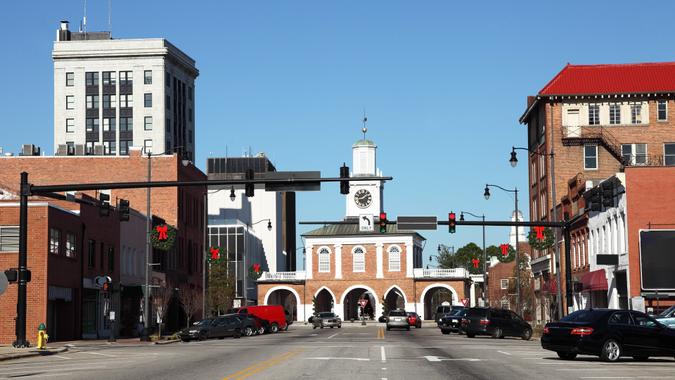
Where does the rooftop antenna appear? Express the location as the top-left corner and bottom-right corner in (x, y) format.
(82, 0), (88, 34)
(108, 0), (112, 34)
(361, 108), (368, 140)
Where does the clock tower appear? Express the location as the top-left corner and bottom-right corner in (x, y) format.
(346, 135), (383, 218)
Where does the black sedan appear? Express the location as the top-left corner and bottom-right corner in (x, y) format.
(439, 308), (467, 334)
(178, 318), (214, 342)
(542, 309), (675, 362)
(462, 307), (532, 340)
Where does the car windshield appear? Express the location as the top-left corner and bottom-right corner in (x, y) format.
(195, 319), (212, 326)
(449, 309), (466, 316)
(659, 305), (675, 317)
(319, 312), (335, 318)
(560, 310), (606, 322)
(389, 311), (407, 316)
(465, 308), (488, 318)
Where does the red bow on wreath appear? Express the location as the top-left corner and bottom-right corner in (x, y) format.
(252, 263), (261, 273)
(210, 247), (220, 260)
(534, 226), (545, 240)
(471, 258), (480, 268)
(155, 225), (168, 241)
(499, 244), (510, 257)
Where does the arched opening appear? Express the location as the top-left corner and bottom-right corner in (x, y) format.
(343, 287), (376, 321)
(423, 287), (455, 320)
(266, 288), (298, 321)
(314, 288), (334, 314)
(383, 286), (406, 315)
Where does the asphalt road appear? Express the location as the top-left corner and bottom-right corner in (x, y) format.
(1, 325), (675, 380)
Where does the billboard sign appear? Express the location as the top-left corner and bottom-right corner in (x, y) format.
(639, 230), (675, 291)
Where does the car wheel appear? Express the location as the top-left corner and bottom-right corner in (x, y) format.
(244, 327), (253, 336)
(320, 326), (324, 329)
(557, 352), (577, 360)
(198, 332), (206, 341)
(600, 339), (622, 362)
(283, 324), (289, 331)
(234, 329), (242, 339)
(330, 326), (334, 329)
(441, 329), (450, 335)
(521, 328), (532, 341)
(270, 323), (279, 333)
(312, 326), (317, 330)
(258, 327), (266, 335)
(633, 356), (649, 361)
(492, 328), (502, 339)
(466, 333), (476, 338)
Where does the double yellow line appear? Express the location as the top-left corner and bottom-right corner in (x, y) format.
(223, 349), (302, 380)
(377, 326), (385, 339)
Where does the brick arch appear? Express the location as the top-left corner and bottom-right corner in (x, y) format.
(339, 284), (379, 305)
(383, 285), (408, 304)
(314, 286), (337, 301)
(419, 283), (459, 305)
(263, 285), (301, 307)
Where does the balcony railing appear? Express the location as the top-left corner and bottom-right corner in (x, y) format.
(257, 271), (306, 282)
(413, 268), (469, 279)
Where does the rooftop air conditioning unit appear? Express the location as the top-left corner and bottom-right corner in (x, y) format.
(56, 144), (68, 156)
(94, 145), (104, 156)
(75, 144), (85, 156)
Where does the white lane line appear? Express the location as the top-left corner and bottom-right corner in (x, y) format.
(326, 333), (339, 339)
(305, 357), (370, 361)
(52, 355), (72, 360)
(380, 346), (386, 363)
(423, 356), (481, 362)
(497, 351), (512, 356)
(580, 378), (634, 379)
(81, 351), (117, 357)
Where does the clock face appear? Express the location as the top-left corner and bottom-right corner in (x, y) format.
(354, 189), (372, 209)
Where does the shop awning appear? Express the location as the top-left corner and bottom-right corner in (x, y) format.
(581, 269), (608, 291)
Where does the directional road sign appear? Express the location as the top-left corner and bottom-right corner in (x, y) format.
(397, 216), (438, 230)
(359, 214), (374, 232)
(358, 299), (368, 308)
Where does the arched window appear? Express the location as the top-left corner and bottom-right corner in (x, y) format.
(388, 245), (401, 272)
(318, 247), (330, 273)
(352, 246), (365, 272)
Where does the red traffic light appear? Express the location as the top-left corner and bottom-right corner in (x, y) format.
(379, 212), (387, 233)
(448, 212), (456, 233)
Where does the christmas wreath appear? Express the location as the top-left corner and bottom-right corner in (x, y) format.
(528, 226), (555, 251)
(249, 263), (263, 280)
(208, 246), (226, 263)
(496, 244), (516, 263)
(151, 224), (176, 251)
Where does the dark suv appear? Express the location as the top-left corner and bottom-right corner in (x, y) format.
(462, 308), (532, 340)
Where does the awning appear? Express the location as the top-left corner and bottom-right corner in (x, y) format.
(581, 269), (608, 291)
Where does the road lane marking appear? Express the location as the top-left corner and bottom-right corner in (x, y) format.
(52, 355), (72, 360)
(305, 357), (370, 361)
(327, 333), (339, 339)
(81, 351), (117, 357)
(222, 350), (301, 380)
(423, 356), (481, 362)
(380, 346), (386, 363)
(498, 351), (512, 356)
(377, 327), (385, 339)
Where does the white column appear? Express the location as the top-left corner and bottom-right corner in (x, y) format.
(470, 282), (476, 307)
(306, 245), (313, 279)
(335, 244), (342, 279)
(405, 243), (413, 278)
(376, 243), (384, 279)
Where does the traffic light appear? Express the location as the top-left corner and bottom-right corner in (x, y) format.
(379, 212), (387, 233)
(245, 169), (254, 197)
(339, 163), (350, 195)
(448, 212), (456, 234)
(118, 199), (130, 222)
(601, 180), (614, 208)
(587, 188), (601, 212)
(99, 192), (111, 217)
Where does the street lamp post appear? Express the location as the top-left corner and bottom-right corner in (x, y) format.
(484, 184), (520, 314)
(510, 146), (562, 320)
(460, 211), (487, 305)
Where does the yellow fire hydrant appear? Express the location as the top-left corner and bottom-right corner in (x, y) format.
(37, 323), (48, 349)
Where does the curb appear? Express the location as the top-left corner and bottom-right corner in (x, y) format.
(0, 346), (68, 362)
(154, 339), (181, 345)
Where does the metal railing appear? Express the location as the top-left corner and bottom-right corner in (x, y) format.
(413, 268), (469, 279)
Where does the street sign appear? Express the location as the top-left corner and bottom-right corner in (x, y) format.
(263, 171), (321, 192)
(0, 272), (8, 296)
(109, 311), (116, 321)
(233, 299), (242, 308)
(461, 298), (469, 306)
(358, 299), (368, 308)
(397, 216), (437, 231)
(359, 214), (374, 232)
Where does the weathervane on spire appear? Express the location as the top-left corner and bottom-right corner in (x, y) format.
(362, 109), (368, 140)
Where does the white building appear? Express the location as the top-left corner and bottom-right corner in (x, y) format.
(52, 21), (198, 161)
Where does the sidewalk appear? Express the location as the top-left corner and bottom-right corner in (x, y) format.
(0, 345), (68, 362)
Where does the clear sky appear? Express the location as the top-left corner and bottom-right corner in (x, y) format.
(2, 1), (674, 268)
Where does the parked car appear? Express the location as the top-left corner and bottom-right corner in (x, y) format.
(407, 312), (422, 328)
(387, 310), (410, 331)
(542, 309), (675, 362)
(232, 305), (288, 333)
(235, 314), (264, 336)
(439, 308), (467, 334)
(208, 315), (243, 339)
(178, 318), (214, 342)
(435, 305), (464, 325)
(655, 305), (675, 328)
(462, 307), (532, 340)
(312, 312), (342, 329)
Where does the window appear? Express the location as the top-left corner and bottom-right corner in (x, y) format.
(65, 233), (76, 258)
(66, 95), (75, 110)
(49, 228), (60, 255)
(166, 95), (171, 110)
(102, 71), (116, 86)
(144, 116), (153, 131)
(352, 247), (365, 272)
(144, 70), (152, 85)
(621, 143), (647, 165)
(0, 227), (19, 252)
(584, 144), (598, 170)
(144, 139), (153, 154)
(630, 104), (642, 124)
(120, 140), (131, 155)
(86, 95), (99, 109)
(530, 159), (536, 186)
(86, 118), (99, 132)
(119, 71), (133, 85)
(388, 246), (401, 271)
(66, 72), (74, 86)
(609, 103), (621, 124)
(102, 95), (116, 109)
(103, 141), (116, 155)
(500, 279), (509, 289)
(318, 247), (330, 273)
(658, 100), (668, 121)
(665, 144), (675, 166)
(66, 118), (75, 133)
(166, 72), (171, 86)
(144, 93), (152, 107)
(85, 72), (99, 86)
(120, 94), (133, 108)
(120, 117), (132, 131)
(88, 240), (95, 268)
(588, 104), (600, 125)
(103, 117), (116, 132)
(166, 118), (171, 132)
(108, 247), (115, 272)
(632, 313), (659, 329)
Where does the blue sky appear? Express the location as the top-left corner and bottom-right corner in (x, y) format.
(2, 1), (674, 268)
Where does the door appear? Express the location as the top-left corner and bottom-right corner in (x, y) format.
(630, 312), (664, 356)
(565, 109), (581, 137)
(607, 311), (634, 352)
(209, 318), (226, 338)
(510, 311), (527, 336)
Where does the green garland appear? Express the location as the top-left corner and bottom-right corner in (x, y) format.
(208, 246), (226, 263)
(249, 263), (263, 280)
(495, 244), (516, 263)
(528, 227), (555, 251)
(151, 224), (176, 251)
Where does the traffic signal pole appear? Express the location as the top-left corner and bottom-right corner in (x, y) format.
(14, 173), (29, 348)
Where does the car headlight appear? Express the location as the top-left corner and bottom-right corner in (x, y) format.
(189, 330), (198, 333)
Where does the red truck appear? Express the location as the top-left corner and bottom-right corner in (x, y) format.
(233, 305), (288, 333)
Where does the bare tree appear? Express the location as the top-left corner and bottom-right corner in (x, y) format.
(152, 281), (173, 338)
(207, 258), (235, 316)
(178, 284), (202, 328)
